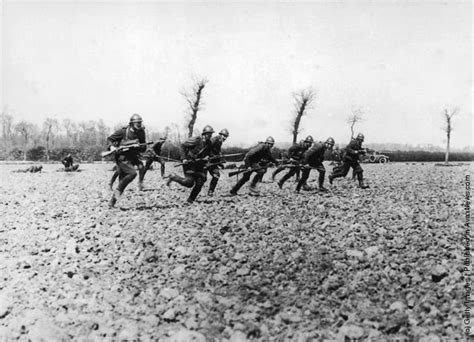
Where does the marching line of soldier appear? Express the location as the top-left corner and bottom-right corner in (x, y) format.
(105, 114), (371, 208)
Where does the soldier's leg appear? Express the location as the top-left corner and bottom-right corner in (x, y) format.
(296, 168), (311, 192)
(271, 165), (286, 181)
(158, 158), (165, 178)
(230, 171), (251, 194)
(295, 168), (301, 182)
(116, 161), (137, 193)
(109, 170), (120, 190)
(188, 175), (206, 203)
(277, 168), (298, 188)
(208, 167), (220, 196)
(315, 163), (327, 191)
(249, 168), (266, 194)
(353, 162), (369, 188)
(110, 161), (137, 207)
(137, 161), (145, 190)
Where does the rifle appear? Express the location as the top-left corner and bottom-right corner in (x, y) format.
(160, 156), (181, 163)
(174, 153), (244, 167)
(228, 166), (267, 177)
(101, 140), (154, 158)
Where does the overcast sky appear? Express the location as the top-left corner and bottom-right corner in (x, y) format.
(1, 1), (472, 148)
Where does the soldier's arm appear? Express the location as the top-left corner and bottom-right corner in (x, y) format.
(287, 144), (300, 159)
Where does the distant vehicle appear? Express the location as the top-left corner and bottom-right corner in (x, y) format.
(361, 150), (390, 164)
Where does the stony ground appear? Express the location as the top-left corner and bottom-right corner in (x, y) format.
(0, 162), (470, 341)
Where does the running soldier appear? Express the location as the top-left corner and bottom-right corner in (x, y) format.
(230, 136), (278, 196)
(296, 137), (334, 193)
(276, 136), (313, 189)
(62, 153), (79, 172)
(107, 114), (147, 207)
(207, 129), (229, 196)
(166, 125), (214, 204)
(329, 133), (369, 189)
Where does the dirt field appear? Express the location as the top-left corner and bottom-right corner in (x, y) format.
(0, 162), (470, 341)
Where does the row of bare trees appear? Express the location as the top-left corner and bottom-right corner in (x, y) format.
(0, 75), (462, 164)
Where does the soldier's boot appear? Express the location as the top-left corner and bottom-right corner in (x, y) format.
(302, 183), (312, 191)
(208, 177), (218, 196)
(357, 172), (369, 189)
(138, 181), (144, 191)
(160, 163), (166, 178)
(328, 174), (334, 185)
(108, 182), (114, 191)
(109, 189), (122, 208)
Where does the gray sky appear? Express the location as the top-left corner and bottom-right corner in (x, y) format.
(1, 1), (472, 148)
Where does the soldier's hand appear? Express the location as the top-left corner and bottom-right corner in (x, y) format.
(182, 159), (190, 164)
(110, 146), (117, 152)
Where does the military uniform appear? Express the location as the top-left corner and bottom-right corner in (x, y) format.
(277, 140), (310, 189)
(13, 165), (43, 173)
(230, 138), (277, 195)
(296, 139), (334, 192)
(329, 134), (368, 188)
(207, 131), (229, 196)
(62, 154), (79, 172)
(142, 139), (166, 179)
(107, 118), (146, 206)
(167, 126), (214, 203)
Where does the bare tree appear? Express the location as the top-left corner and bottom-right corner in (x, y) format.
(181, 78), (208, 138)
(43, 117), (59, 161)
(15, 121), (36, 161)
(443, 107), (459, 164)
(347, 107), (364, 139)
(291, 88), (315, 144)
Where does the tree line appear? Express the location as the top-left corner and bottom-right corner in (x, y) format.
(0, 78), (468, 163)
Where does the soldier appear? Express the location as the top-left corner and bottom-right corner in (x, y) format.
(276, 136), (313, 189)
(230, 136), (278, 196)
(107, 113), (147, 207)
(141, 137), (167, 184)
(166, 125), (214, 204)
(329, 133), (369, 189)
(12, 165), (43, 173)
(207, 129), (229, 196)
(296, 137), (334, 193)
(62, 153), (79, 172)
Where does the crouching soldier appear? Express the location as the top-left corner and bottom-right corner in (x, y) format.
(207, 129), (229, 196)
(107, 114), (147, 207)
(141, 137), (167, 184)
(166, 125), (214, 203)
(276, 135), (313, 189)
(62, 153), (80, 172)
(230, 136), (278, 196)
(296, 137), (334, 193)
(329, 133), (369, 189)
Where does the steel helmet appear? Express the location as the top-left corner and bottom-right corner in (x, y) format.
(304, 135), (314, 144)
(219, 128), (229, 137)
(265, 136), (275, 145)
(356, 133), (365, 141)
(202, 125), (215, 135)
(325, 137), (335, 146)
(130, 113), (143, 123)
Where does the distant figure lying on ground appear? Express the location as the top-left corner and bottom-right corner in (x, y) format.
(12, 165), (43, 173)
